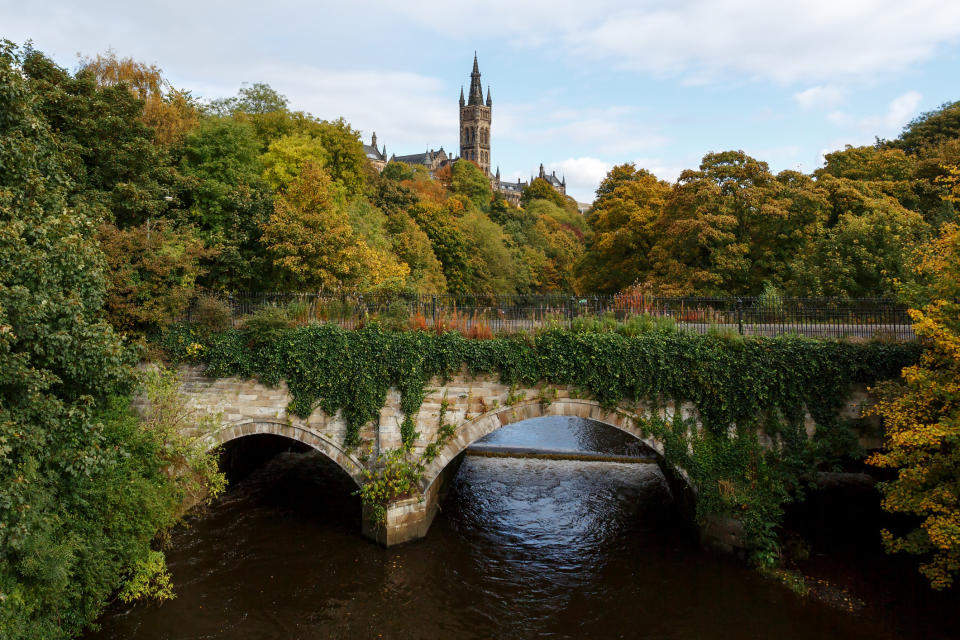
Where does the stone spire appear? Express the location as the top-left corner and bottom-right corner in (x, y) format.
(486, 86), (492, 107)
(459, 86), (465, 107)
(468, 52), (484, 106)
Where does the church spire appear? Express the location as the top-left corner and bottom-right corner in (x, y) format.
(468, 52), (484, 106)
(486, 86), (492, 107)
(459, 86), (465, 107)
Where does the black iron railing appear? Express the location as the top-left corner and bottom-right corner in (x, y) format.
(186, 292), (916, 341)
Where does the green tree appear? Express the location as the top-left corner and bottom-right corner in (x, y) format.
(178, 117), (274, 290)
(408, 200), (474, 293)
(0, 41), (189, 639)
(790, 178), (930, 296)
(450, 159), (492, 210)
(260, 133), (331, 192)
(521, 176), (566, 209)
(385, 211), (447, 293)
(21, 47), (177, 229)
(887, 100), (960, 156)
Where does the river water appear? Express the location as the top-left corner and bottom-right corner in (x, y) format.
(86, 418), (958, 640)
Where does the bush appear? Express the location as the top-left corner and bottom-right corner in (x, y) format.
(191, 295), (233, 333)
(240, 306), (292, 347)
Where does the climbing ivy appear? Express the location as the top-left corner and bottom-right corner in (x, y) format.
(160, 323), (919, 560)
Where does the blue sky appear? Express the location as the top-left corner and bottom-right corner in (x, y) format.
(4, 0), (960, 202)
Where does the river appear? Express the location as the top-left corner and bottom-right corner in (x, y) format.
(86, 417), (958, 639)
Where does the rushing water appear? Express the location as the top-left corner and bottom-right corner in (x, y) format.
(87, 418), (958, 640)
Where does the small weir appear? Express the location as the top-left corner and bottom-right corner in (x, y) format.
(466, 443), (657, 464)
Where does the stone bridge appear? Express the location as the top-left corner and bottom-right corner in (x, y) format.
(172, 365), (877, 550)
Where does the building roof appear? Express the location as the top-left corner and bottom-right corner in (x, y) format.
(468, 53), (484, 106)
(391, 148), (448, 166)
(497, 180), (527, 193)
(364, 144), (386, 161)
(364, 132), (386, 162)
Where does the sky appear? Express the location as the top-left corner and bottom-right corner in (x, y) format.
(3, 1), (960, 203)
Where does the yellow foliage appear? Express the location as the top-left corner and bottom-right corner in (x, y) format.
(868, 222), (960, 589)
(82, 51), (199, 146)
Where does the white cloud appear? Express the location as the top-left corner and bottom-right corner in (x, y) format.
(827, 90), (923, 138)
(498, 104), (669, 156)
(217, 65), (457, 152)
(542, 157), (614, 201)
(391, 0), (960, 84)
(794, 85), (849, 110)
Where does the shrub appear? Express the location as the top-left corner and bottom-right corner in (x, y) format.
(191, 295), (233, 333)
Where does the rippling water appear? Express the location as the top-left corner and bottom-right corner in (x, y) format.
(85, 418), (957, 640)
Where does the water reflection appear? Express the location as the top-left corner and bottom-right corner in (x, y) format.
(84, 418), (942, 640)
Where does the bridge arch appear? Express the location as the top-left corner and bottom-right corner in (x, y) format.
(203, 420), (366, 488)
(420, 398), (690, 497)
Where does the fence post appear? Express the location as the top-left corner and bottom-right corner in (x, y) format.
(432, 295), (437, 328)
(736, 297), (744, 335)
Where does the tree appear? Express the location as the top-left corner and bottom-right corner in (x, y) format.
(450, 159), (492, 210)
(260, 164), (407, 291)
(887, 100), (960, 156)
(868, 221), (960, 589)
(577, 166), (671, 293)
(521, 176), (566, 209)
(408, 200), (474, 293)
(177, 117), (273, 290)
(21, 48), (178, 229)
(0, 41), (181, 639)
(97, 220), (210, 336)
(385, 211), (447, 293)
(208, 82), (295, 147)
(80, 50), (200, 147)
(789, 178), (929, 296)
(260, 133), (330, 192)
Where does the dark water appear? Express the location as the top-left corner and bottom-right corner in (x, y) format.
(86, 418), (958, 640)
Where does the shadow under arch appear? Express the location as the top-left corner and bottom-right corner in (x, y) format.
(203, 420), (366, 488)
(420, 398), (695, 503)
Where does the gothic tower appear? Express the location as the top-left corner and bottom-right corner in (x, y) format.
(459, 53), (492, 175)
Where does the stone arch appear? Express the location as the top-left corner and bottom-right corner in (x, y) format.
(203, 420), (366, 488)
(420, 398), (685, 495)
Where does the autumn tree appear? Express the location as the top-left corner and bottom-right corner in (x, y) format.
(577, 165), (671, 293)
(97, 220), (210, 335)
(80, 50), (200, 146)
(868, 220), (960, 589)
(260, 164), (407, 291)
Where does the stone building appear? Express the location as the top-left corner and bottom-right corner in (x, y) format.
(533, 163), (566, 196)
(369, 54), (569, 207)
(391, 147), (450, 173)
(363, 132), (388, 173)
(460, 54), (492, 175)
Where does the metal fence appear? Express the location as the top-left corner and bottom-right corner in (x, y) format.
(187, 292), (916, 341)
